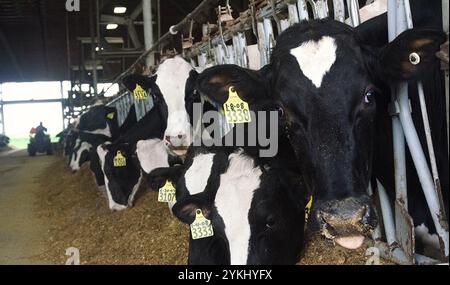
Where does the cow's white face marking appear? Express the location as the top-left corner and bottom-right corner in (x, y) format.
(290, 36), (337, 88)
(215, 150), (262, 265)
(136, 139), (169, 174)
(70, 139), (91, 171)
(185, 153), (215, 195)
(156, 56), (193, 149)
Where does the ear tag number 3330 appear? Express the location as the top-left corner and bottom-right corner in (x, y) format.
(224, 86), (251, 124)
(190, 209), (214, 240)
(113, 151), (126, 167)
(158, 180), (176, 203)
(134, 84), (148, 100)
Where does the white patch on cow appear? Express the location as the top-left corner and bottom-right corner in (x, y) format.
(136, 139), (169, 174)
(70, 139), (91, 171)
(185, 153), (215, 195)
(84, 123), (111, 137)
(415, 224), (441, 251)
(215, 150), (262, 265)
(97, 144), (127, 211)
(290, 36), (337, 88)
(156, 56), (193, 148)
(127, 173), (143, 207)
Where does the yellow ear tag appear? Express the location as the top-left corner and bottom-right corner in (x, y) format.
(305, 196), (313, 223)
(158, 180), (177, 203)
(113, 151), (127, 167)
(133, 84), (148, 100)
(190, 209), (214, 240)
(223, 86), (251, 124)
(106, 112), (115, 120)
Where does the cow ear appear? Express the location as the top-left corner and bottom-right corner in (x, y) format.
(122, 74), (157, 92)
(147, 165), (184, 191)
(196, 64), (272, 106)
(379, 28), (446, 81)
(172, 197), (211, 225)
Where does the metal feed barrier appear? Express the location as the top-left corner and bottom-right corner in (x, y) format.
(102, 0), (449, 264)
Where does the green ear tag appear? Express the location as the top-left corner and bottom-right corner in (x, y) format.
(113, 151), (127, 167)
(190, 209), (214, 240)
(133, 84), (148, 100)
(158, 180), (176, 203)
(223, 86), (251, 124)
(106, 112), (115, 120)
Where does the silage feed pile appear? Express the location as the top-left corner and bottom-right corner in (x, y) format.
(34, 157), (388, 265)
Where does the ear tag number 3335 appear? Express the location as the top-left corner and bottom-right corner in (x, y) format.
(158, 180), (176, 203)
(190, 209), (214, 240)
(113, 151), (126, 167)
(224, 86), (251, 124)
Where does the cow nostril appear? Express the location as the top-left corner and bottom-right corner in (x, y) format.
(165, 136), (171, 143)
(177, 134), (183, 139)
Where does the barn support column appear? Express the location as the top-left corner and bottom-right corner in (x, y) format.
(143, 0), (154, 67)
(89, 0), (98, 97)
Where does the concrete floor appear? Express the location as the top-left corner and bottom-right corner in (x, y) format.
(0, 149), (56, 264)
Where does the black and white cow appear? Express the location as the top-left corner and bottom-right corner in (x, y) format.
(68, 104), (138, 189)
(147, 100), (307, 264)
(171, 146), (306, 265)
(97, 56), (201, 210)
(195, 19), (446, 251)
(68, 104), (119, 171)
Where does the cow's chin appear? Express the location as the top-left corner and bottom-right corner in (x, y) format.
(166, 146), (188, 157)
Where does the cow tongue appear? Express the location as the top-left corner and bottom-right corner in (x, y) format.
(335, 236), (365, 249)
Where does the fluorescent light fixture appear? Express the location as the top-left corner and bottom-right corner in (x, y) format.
(106, 24), (118, 30)
(114, 7), (127, 14)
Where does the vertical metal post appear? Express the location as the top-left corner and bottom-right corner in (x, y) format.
(443, 0), (449, 154)
(333, 0), (346, 22)
(0, 84), (4, 135)
(89, 0), (98, 97)
(60, 81), (66, 130)
(388, 0), (408, 209)
(346, 0), (361, 27)
(297, 0), (309, 21)
(143, 0), (154, 67)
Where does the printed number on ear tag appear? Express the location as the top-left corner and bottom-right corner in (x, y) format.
(305, 196), (313, 223)
(106, 112), (115, 120)
(113, 151), (126, 167)
(158, 180), (176, 203)
(134, 84), (148, 100)
(190, 209), (214, 240)
(223, 86), (251, 124)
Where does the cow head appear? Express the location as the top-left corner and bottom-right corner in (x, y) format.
(97, 142), (142, 211)
(268, 20), (445, 248)
(68, 138), (91, 171)
(192, 20), (445, 249)
(172, 148), (306, 265)
(123, 56), (197, 158)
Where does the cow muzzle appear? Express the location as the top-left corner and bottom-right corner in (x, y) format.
(164, 135), (190, 157)
(313, 196), (376, 250)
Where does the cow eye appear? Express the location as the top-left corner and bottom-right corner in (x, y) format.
(364, 87), (376, 104)
(266, 215), (276, 228)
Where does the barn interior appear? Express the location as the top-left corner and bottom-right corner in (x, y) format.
(0, 0), (448, 266)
